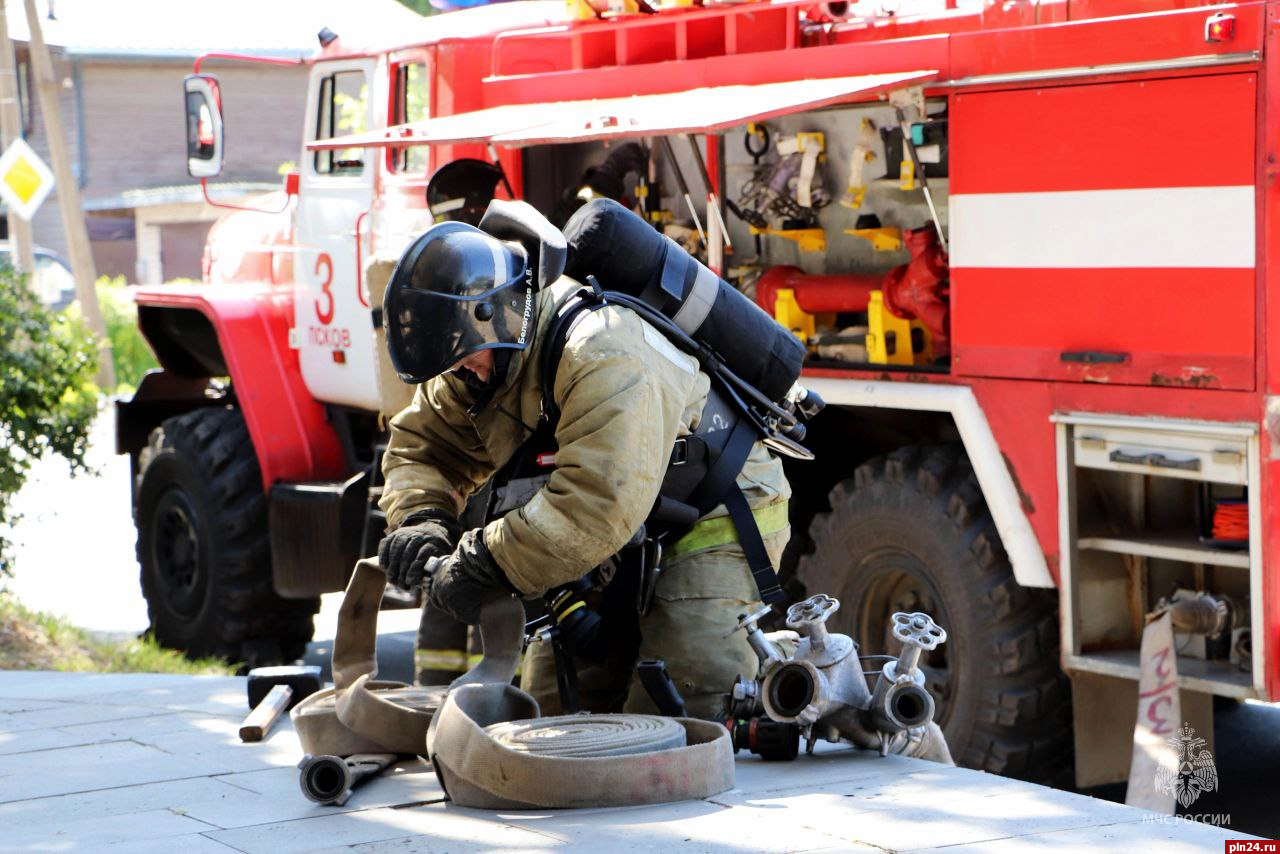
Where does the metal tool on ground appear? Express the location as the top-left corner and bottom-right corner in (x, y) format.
(726, 715), (800, 761)
(241, 664), (322, 743)
(247, 664), (323, 708)
(730, 594), (953, 762)
(658, 135), (707, 248)
(240, 684), (293, 742)
(298, 753), (398, 805)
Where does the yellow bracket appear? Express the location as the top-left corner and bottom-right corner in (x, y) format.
(773, 288), (815, 343)
(845, 226), (903, 252)
(795, 131), (825, 151)
(748, 226), (826, 252)
(899, 160), (919, 191)
(567, 0), (642, 19)
(794, 132), (826, 162)
(840, 189), (867, 210)
(867, 291), (932, 365)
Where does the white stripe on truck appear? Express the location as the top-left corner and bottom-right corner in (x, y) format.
(950, 186), (1255, 269)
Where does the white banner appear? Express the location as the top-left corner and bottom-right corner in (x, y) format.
(1126, 610), (1179, 813)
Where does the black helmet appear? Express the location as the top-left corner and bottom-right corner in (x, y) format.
(384, 221), (535, 384)
(426, 158), (504, 226)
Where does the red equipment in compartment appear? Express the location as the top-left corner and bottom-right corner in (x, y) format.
(755, 227), (951, 353)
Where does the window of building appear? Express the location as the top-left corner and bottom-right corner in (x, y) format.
(313, 69), (368, 176)
(390, 61), (429, 174)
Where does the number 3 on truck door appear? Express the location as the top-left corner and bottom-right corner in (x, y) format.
(314, 252), (335, 324)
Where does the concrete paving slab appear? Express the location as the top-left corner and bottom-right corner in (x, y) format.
(207, 765), (309, 797)
(0, 737), (168, 775)
(183, 761), (444, 829)
(141, 724), (304, 775)
(730, 745), (922, 793)
(56, 710), (240, 742)
(90, 835), (247, 854)
(0, 672), (209, 701)
(0, 697), (58, 714)
(0, 672), (1258, 851)
(0, 700), (167, 732)
(0, 777), (241, 824)
(0, 806), (218, 850)
(205, 804), (559, 853)
(0, 740), (235, 803)
(62, 678), (248, 715)
(0, 725), (105, 755)
(726, 786), (1142, 851)
(452, 798), (878, 853)
(715, 763), (1032, 810)
(921, 816), (1250, 853)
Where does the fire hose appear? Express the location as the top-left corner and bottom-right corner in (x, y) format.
(297, 561), (953, 808)
(295, 557), (735, 809)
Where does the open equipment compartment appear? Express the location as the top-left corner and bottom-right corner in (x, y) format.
(1055, 412), (1263, 699)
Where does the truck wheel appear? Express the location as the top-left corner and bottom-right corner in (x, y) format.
(796, 444), (1072, 785)
(135, 407), (318, 666)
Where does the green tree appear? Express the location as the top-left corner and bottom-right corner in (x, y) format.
(92, 276), (158, 394)
(0, 272), (99, 576)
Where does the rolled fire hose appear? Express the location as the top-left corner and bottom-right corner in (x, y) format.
(486, 714), (687, 757)
(300, 556), (734, 808)
(427, 682), (734, 809)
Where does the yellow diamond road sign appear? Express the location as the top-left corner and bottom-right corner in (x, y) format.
(0, 138), (54, 221)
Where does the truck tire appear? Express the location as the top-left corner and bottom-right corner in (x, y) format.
(135, 407), (318, 666)
(796, 444), (1072, 785)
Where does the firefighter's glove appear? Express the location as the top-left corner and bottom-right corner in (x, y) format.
(424, 528), (516, 625)
(378, 509), (461, 592)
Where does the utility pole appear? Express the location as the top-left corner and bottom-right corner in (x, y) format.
(22, 0), (114, 389)
(0, 4), (34, 277)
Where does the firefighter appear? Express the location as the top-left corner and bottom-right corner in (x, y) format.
(549, 141), (649, 227)
(377, 207), (790, 718)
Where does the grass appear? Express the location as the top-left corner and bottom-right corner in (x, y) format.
(0, 593), (234, 675)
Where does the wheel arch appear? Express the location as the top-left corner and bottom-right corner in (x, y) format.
(119, 283), (347, 489)
(795, 378), (1054, 590)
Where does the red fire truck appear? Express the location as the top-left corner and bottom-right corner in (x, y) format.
(118, 0), (1276, 787)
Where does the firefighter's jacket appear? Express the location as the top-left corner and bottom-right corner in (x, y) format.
(379, 276), (790, 596)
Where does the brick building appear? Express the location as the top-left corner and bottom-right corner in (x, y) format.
(4, 0), (421, 282)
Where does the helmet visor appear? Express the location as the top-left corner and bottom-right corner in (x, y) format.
(386, 267), (535, 384)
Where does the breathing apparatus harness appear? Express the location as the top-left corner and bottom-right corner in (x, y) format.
(467, 198), (824, 711)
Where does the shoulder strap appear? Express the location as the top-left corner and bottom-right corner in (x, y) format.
(540, 287), (785, 605)
(683, 412), (784, 604)
(539, 289), (605, 425)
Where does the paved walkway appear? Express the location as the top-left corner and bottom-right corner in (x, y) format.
(0, 672), (1257, 852)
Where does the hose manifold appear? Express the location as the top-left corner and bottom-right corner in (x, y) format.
(739, 595), (949, 759)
